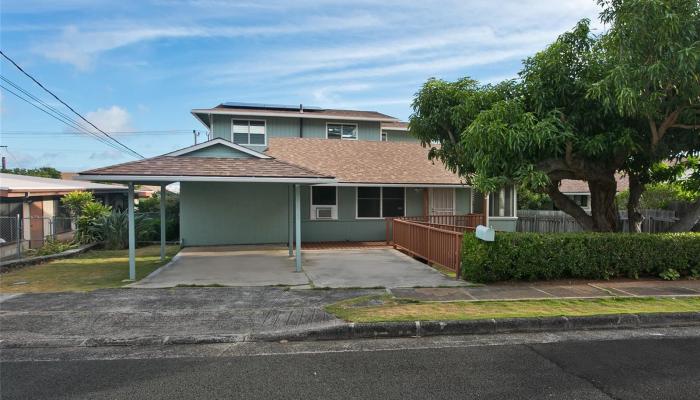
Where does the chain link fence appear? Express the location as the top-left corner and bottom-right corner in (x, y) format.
(0, 215), (75, 260)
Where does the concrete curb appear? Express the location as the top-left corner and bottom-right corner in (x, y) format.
(2, 312), (698, 348)
(252, 312), (700, 342)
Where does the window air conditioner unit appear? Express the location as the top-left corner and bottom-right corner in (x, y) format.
(315, 207), (334, 220)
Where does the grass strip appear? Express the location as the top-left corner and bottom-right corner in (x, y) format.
(325, 295), (700, 323)
(0, 245), (180, 293)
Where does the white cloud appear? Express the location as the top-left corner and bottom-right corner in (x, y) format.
(311, 83), (372, 104)
(84, 105), (133, 134)
(34, 15), (382, 70)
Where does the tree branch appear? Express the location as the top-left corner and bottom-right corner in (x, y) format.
(670, 197), (700, 232)
(545, 183), (595, 231)
(670, 124), (700, 130)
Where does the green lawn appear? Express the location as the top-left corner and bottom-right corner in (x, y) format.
(0, 245), (180, 293)
(326, 295), (700, 323)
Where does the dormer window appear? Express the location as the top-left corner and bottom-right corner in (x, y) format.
(232, 119), (266, 145)
(327, 123), (358, 140)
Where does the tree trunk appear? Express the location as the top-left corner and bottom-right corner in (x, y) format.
(626, 173), (644, 233)
(670, 198), (700, 232)
(588, 179), (619, 232)
(546, 184), (595, 231)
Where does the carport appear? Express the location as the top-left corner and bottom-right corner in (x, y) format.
(77, 142), (335, 280)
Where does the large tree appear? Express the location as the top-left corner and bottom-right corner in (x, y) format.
(588, 0), (700, 231)
(411, 0), (700, 232)
(411, 21), (635, 231)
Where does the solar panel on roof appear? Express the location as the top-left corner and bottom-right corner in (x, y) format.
(221, 102), (324, 111)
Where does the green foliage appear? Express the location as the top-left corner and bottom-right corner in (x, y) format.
(26, 239), (75, 257)
(617, 182), (700, 209)
(89, 210), (154, 250)
(136, 191), (180, 241)
(517, 186), (553, 210)
(462, 232), (700, 283)
(61, 191), (111, 244)
(60, 191), (96, 219)
(1, 167), (61, 179)
(659, 268), (681, 281)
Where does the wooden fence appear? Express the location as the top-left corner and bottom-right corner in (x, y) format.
(385, 214), (484, 243)
(516, 209), (679, 233)
(392, 219), (465, 278)
(387, 214), (484, 279)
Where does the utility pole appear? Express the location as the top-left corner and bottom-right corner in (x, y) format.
(0, 145), (7, 170)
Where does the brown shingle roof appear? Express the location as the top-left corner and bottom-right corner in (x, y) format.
(559, 174), (630, 194)
(265, 138), (462, 185)
(381, 121), (409, 130)
(200, 106), (398, 122)
(80, 156), (332, 179)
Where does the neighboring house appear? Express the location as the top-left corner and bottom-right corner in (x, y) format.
(555, 175), (630, 211)
(79, 102), (517, 249)
(0, 173), (127, 256)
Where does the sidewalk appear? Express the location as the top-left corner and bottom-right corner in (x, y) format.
(1, 281), (698, 347)
(392, 279), (700, 302)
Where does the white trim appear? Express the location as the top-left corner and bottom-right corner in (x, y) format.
(191, 108), (398, 122)
(191, 111), (210, 130)
(316, 183), (468, 188)
(489, 216), (518, 220)
(381, 126), (409, 131)
(164, 138), (271, 159)
(325, 122), (359, 140)
(76, 175), (336, 184)
(354, 186), (406, 220)
(231, 118), (267, 146)
(310, 186), (338, 220)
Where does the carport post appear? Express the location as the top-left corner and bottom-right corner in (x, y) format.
(288, 184), (293, 257)
(128, 182), (136, 280)
(160, 183), (166, 261)
(294, 184), (302, 272)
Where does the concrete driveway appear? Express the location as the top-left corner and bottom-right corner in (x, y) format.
(132, 246), (465, 289)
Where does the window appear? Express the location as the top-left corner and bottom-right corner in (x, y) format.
(311, 186), (337, 220)
(382, 187), (405, 217)
(489, 186), (515, 217)
(381, 132), (388, 141)
(232, 119), (266, 145)
(327, 123), (358, 140)
(569, 194), (589, 208)
(356, 187), (405, 218)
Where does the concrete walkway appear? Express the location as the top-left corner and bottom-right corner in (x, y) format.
(391, 279), (700, 301)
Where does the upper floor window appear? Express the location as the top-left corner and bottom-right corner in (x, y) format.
(327, 123), (358, 140)
(232, 119), (266, 145)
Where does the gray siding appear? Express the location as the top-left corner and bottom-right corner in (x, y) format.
(179, 183), (475, 245)
(185, 143), (254, 158)
(384, 129), (420, 143)
(211, 114), (382, 147)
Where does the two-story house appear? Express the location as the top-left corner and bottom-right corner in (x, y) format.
(79, 102), (517, 252)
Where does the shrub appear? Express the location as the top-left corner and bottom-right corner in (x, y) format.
(26, 239), (75, 257)
(462, 232), (700, 283)
(89, 210), (154, 250)
(61, 191), (111, 244)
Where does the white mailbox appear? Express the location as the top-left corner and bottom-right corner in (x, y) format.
(475, 225), (495, 242)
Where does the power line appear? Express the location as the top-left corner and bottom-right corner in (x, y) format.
(1, 130), (193, 135)
(0, 50), (144, 159)
(0, 83), (136, 155)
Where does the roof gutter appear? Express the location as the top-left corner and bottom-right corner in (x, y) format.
(75, 175), (337, 185)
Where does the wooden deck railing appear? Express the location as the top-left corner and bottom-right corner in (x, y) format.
(386, 214), (484, 279)
(385, 214), (484, 244)
(392, 219), (465, 279)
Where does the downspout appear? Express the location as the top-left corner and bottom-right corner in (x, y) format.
(299, 103), (304, 138)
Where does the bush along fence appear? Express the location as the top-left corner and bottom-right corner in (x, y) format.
(516, 209), (681, 233)
(462, 232), (700, 283)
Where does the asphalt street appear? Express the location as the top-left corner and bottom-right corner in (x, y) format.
(2, 328), (699, 399)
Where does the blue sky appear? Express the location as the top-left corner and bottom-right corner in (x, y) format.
(1, 0), (602, 171)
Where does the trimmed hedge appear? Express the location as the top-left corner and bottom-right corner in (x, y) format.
(462, 232), (700, 283)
